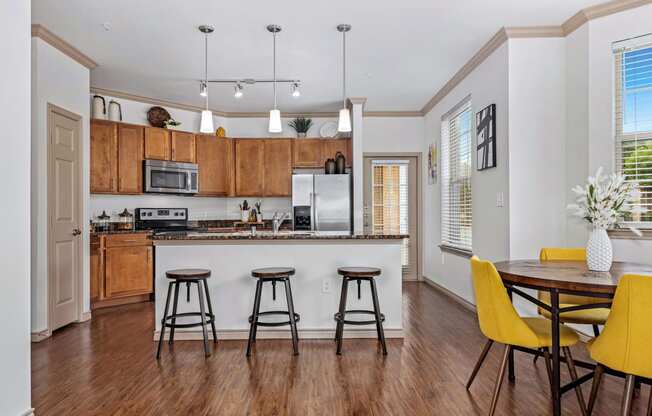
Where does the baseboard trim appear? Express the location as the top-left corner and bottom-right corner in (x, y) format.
(20, 408), (35, 416)
(153, 328), (404, 341)
(31, 329), (52, 343)
(78, 311), (92, 322)
(421, 277), (476, 313)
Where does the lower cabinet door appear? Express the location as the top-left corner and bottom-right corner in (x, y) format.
(105, 245), (153, 299)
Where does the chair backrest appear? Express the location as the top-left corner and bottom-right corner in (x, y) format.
(590, 274), (652, 378)
(538, 248), (604, 305)
(470, 256), (539, 347)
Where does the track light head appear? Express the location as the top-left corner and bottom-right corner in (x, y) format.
(291, 82), (301, 98)
(234, 83), (244, 98)
(200, 81), (207, 97)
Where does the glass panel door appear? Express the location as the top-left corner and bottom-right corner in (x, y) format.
(364, 157), (418, 280)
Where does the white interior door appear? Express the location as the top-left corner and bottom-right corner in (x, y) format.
(364, 156), (419, 280)
(49, 105), (82, 331)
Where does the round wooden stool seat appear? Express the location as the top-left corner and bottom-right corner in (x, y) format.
(337, 267), (381, 277)
(251, 267), (296, 278)
(165, 269), (211, 280)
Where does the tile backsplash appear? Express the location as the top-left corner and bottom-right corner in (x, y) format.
(89, 194), (291, 221)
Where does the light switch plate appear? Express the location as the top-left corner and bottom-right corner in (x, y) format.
(322, 279), (332, 294)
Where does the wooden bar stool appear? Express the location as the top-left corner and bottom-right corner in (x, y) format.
(334, 267), (387, 355)
(156, 269), (217, 358)
(246, 267), (300, 356)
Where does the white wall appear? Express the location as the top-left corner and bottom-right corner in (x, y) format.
(363, 117), (424, 153)
(0, 1), (32, 414)
(422, 43), (510, 305)
(31, 38), (91, 333)
(507, 38), (567, 260)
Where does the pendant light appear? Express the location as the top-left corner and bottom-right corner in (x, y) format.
(337, 24), (352, 133)
(267, 24), (282, 133)
(199, 25), (215, 133)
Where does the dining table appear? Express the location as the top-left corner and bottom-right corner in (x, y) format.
(494, 259), (652, 416)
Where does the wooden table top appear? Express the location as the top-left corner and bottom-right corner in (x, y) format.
(494, 260), (652, 295)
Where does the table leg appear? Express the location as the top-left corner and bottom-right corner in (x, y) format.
(551, 289), (561, 416)
(507, 287), (515, 383)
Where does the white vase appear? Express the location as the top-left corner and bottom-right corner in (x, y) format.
(586, 227), (613, 272)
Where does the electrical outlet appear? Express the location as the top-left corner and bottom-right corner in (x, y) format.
(322, 279), (332, 294)
(496, 192), (504, 207)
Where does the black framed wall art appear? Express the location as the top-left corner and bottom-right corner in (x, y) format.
(476, 104), (496, 171)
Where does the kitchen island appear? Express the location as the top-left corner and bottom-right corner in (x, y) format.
(152, 231), (406, 340)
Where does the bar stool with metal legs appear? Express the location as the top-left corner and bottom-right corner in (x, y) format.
(334, 267), (387, 355)
(246, 267), (300, 356)
(156, 269), (217, 358)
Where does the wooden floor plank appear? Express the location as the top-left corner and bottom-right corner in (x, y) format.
(32, 282), (650, 415)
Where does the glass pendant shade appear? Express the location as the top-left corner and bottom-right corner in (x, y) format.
(338, 108), (352, 132)
(200, 110), (214, 133)
(268, 109), (282, 133)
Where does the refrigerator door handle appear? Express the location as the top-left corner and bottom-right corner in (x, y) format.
(311, 192), (317, 231)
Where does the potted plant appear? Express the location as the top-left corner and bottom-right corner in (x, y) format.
(163, 119), (182, 130)
(567, 167), (646, 271)
(289, 117), (313, 138)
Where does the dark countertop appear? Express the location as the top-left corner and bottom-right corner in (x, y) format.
(151, 231), (408, 241)
(91, 229), (152, 235)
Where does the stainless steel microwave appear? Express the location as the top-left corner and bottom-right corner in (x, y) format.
(143, 160), (198, 194)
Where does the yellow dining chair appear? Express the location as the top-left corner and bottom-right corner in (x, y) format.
(466, 256), (588, 416)
(586, 274), (652, 416)
(538, 248), (611, 337)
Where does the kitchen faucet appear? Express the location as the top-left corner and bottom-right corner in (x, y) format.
(272, 212), (291, 234)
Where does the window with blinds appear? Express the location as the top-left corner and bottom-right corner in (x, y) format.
(371, 160), (410, 272)
(441, 99), (473, 251)
(614, 40), (652, 224)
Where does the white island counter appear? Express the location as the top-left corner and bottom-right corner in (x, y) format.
(152, 232), (405, 340)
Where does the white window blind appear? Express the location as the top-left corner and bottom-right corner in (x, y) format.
(371, 160), (410, 273)
(614, 38), (652, 224)
(441, 99), (473, 251)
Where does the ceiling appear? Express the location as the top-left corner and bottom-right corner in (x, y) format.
(33, 0), (603, 113)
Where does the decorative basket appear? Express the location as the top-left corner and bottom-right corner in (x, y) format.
(147, 106), (171, 128)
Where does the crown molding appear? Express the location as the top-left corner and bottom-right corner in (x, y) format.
(420, 0), (652, 115)
(31, 24), (97, 69)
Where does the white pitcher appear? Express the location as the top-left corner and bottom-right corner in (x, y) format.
(108, 100), (122, 121)
(92, 95), (106, 119)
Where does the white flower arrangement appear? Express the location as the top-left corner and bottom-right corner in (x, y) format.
(567, 167), (646, 235)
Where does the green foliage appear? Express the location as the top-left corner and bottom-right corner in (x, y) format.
(288, 117), (313, 134)
(622, 140), (652, 222)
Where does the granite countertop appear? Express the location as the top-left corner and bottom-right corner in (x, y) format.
(151, 231), (408, 241)
(91, 229), (152, 235)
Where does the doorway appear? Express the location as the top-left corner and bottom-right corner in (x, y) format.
(48, 104), (83, 331)
(363, 154), (421, 281)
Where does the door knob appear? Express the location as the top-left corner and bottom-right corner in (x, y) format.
(72, 228), (82, 236)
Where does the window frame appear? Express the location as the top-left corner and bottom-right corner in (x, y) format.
(614, 41), (652, 228)
(440, 97), (474, 255)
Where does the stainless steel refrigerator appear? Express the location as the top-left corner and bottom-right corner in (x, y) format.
(292, 173), (352, 232)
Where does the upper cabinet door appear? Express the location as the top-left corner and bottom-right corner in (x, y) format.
(90, 120), (118, 193)
(235, 139), (265, 196)
(196, 134), (232, 196)
(293, 139), (322, 167)
(264, 139), (293, 196)
(117, 124), (144, 194)
(144, 127), (170, 160)
(171, 131), (196, 163)
(321, 138), (352, 167)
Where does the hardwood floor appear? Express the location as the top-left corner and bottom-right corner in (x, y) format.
(32, 282), (650, 415)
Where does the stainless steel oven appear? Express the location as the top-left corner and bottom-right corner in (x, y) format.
(144, 160), (198, 194)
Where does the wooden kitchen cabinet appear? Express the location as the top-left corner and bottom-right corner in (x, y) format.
(117, 124), (144, 194)
(171, 131), (196, 163)
(90, 120), (118, 193)
(264, 139), (293, 196)
(196, 134), (233, 196)
(234, 139), (265, 196)
(321, 138), (352, 167)
(293, 139), (323, 167)
(144, 127), (171, 160)
(90, 235), (103, 304)
(91, 233), (153, 309)
(105, 245), (153, 299)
